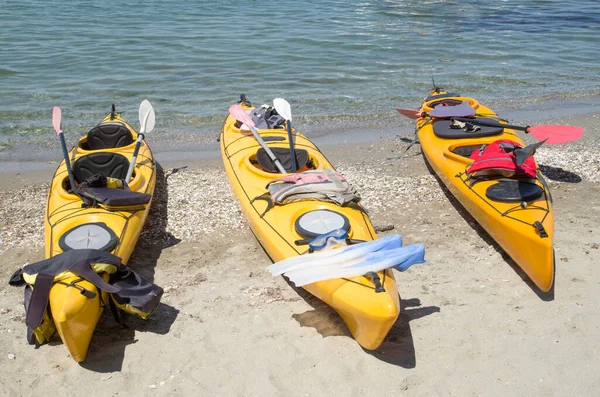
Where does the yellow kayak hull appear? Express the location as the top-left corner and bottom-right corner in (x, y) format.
(44, 113), (156, 362)
(417, 90), (554, 291)
(220, 105), (399, 350)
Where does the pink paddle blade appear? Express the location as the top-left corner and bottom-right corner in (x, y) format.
(429, 101), (476, 118)
(52, 106), (62, 134)
(228, 104), (255, 129)
(394, 108), (421, 120)
(528, 125), (583, 144)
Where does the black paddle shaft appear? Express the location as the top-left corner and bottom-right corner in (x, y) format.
(453, 117), (530, 133)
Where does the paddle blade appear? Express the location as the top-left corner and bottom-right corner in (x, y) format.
(429, 101), (476, 118)
(514, 139), (547, 166)
(52, 106), (62, 134)
(138, 100), (155, 134)
(229, 104), (255, 129)
(528, 125), (583, 144)
(273, 98), (292, 121)
(394, 108), (421, 120)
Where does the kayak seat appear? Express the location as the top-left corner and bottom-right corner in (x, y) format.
(433, 118), (504, 139)
(256, 147), (309, 173)
(485, 180), (543, 202)
(86, 122), (134, 150)
(77, 187), (152, 207)
(73, 153), (130, 183)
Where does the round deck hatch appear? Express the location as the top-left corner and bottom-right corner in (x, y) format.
(58, 222), (118, 252)
(294, 209), (350, 238)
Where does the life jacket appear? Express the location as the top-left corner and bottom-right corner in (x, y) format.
(466, 139), (537, 178)
(252, 170), (361, 217)
(8, 249), (163, 346)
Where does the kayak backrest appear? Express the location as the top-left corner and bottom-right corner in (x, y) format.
(256, 147), (309, 173)
(72, 153), (130, 183)
(86, 122), (134, 150)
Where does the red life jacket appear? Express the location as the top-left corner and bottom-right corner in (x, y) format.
(467, 139), (537, 178)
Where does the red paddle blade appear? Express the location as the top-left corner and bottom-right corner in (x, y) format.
(528, 125), (583, 144)
(394, 108), (421, 120)
(52, 106), (62, 134)
(228, 104), (255, 129)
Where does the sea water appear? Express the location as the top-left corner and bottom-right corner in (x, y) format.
(1, 0), (599, 159)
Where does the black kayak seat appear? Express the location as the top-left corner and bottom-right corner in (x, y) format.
(72, 152), (130, 183)
(256, 147), (309, 173)
(78, 187), (152, 207)
(451, 145), (483, 158)
(485, 180), (543, 202)
(433, 118), (504, 139)
(87, 122), (134, 150)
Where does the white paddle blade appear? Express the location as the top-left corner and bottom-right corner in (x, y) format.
(52, 106), (62, 134)
(229, 104), (256, 129)
(273, 98), (292, 121)
(138, 100), (155, 134)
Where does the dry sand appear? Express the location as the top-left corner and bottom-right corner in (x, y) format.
(0, 112), (599, 397)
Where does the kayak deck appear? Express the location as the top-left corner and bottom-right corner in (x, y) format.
(220, 105), (400, 350)
(44, 113), (156, 362)
(416, 90), (554, 291)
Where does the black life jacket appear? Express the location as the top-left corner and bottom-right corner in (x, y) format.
(9, 249), (163, 346)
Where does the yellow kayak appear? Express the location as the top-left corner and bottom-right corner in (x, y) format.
(45, 109), (156, 362)
(415, 89), (554, 292)
(220, 99), (400, 350)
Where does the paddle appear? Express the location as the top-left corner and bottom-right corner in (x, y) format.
(514, 139), (547, 166)
(394, 108), (421, 120)
(395, 101), (477, 120)
(273, 98), (297, 172)
(52, 107), (77, 191)
(125, 100), (155, 183)
(229, 104), (287, 174)
(453, 117), (583, 144)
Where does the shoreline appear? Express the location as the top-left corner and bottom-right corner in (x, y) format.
(1, 95), (598, 167)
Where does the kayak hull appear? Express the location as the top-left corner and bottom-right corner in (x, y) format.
(44, 113), (156, 362)
(220, 104), (400, 350)
(417, 90), (554, 291)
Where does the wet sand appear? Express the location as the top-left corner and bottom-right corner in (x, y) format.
(0, 111), (599, 396)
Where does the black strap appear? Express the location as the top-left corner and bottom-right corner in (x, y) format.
(71, 261), (120, 293)
(536, 170), (553, 204)
(250, 194), (274, 217)
(25, 273), (54, 329)
(108, 295), (128, 327)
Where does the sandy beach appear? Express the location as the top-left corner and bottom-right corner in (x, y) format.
(1, 110), (599, 397)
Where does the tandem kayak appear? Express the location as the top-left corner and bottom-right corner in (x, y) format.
(410, 89), (555, 292)
(44, 106), (156, 361)
(220, 96), (407, 350)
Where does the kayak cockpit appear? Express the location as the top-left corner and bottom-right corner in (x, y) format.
(256, 147), (310, 173)
(80, 122), (134, 150)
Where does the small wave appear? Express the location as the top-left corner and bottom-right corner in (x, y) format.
(0, 68), (21, 77)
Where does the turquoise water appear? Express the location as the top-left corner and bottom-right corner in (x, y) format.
(1, 0), (599, 150)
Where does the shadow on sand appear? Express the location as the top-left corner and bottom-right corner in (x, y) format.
(81, 163), (181, 372)
(364, 298), (440, 368)
(285, 278), (439, 368)
(422, 157), (555, 301)
(539, 164), (582, 183)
